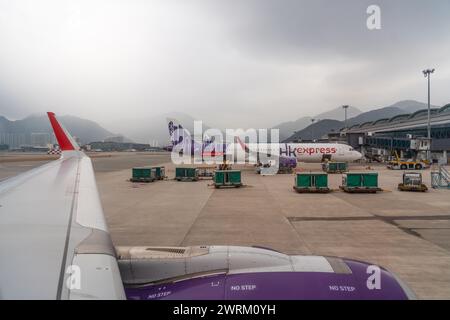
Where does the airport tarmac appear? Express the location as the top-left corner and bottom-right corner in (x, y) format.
(1, 151), (450, 299)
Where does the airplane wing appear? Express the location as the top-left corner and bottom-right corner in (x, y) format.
(0, 112), (125, 300)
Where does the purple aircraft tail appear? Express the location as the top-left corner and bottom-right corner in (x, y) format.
(166, 118), (201, 154)
(166, 118), (226, 157)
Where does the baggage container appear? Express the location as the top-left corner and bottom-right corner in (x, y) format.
(131, 167), (156, 182)
(293, 172), (330, 193)
(322, 162), (348, 173)
(340, 172), (381, 193)
(398, 172), (427, 192)
(214, 170), (242, 188)
(175, 167), (198, 181)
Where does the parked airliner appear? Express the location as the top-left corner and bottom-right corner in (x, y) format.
(167, 119), (362, 164)
(236, 138), (363, 163)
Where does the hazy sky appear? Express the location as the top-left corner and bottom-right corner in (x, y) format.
(0, 0), (449, 130)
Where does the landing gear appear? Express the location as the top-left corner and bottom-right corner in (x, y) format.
(322, 154), (332, 162)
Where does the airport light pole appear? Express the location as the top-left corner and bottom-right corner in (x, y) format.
(423, 68), (435, 161)
(342, 105), (349, 129)
(311, 118), (316, 141)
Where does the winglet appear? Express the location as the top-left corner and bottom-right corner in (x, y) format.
(47, 112), (79, 151)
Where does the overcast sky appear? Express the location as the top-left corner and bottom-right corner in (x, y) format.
(0, 0), (449, 129)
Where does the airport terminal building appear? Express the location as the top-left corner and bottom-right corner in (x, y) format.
(342, 103), (450, 164)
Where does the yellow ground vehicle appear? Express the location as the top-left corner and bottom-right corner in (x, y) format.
(387, 151), (429, 170)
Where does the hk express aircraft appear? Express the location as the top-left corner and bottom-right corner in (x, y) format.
(0, 112), (413, 299)
(236, 139), (363, 163)
(167, 118), (362, 163)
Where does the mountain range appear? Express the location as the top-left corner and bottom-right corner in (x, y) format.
(0, 100), (443, 148)
(272, 105), (362, 141)
(283, 100), (440, 142)
(0, 114), (116, 148)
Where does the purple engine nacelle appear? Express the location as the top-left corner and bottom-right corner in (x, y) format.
(279, 156), (297, 169)
(118, 246), (415, 300)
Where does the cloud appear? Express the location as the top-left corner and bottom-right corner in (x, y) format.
(0, 0), (449, 131)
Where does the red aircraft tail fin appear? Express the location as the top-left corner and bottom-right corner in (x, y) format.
(47, 112), (79, 151)
(235, 136), (250, 153)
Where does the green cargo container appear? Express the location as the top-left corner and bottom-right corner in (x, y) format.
(294, 173), (330, 193)
(323, 162), (348, 173)
(214, 170), (242, 188)
(341, 172), (381, 192)
(362, 173), (378, 187)
(151, 166), (165, 180)
(131, 167), (155, 182)
(175, 167), (198, 181)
